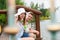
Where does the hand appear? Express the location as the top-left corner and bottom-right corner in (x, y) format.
(36, 31), (39, 35)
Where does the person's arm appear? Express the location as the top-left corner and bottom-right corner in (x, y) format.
(29, 28), (39, 35)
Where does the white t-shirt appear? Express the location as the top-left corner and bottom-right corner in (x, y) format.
(24, 22), (31, 33)
(15, 21), (24, 39)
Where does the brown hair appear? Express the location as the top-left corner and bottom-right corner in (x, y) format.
(17, 15), (21, 21)
(23, 13), (26, 25)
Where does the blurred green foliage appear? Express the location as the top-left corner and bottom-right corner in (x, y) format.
(0, 14), (7, 26)
(40, 9), (50, 20)
(30, 2), (39, 10)
(0, 0), (7, 26)
(16, 0), (24, 5)
(0, 0), (7, 10)
(0, 0), (24, 26)
(0, 0), (25, 10)
(30, 2), (50, 20)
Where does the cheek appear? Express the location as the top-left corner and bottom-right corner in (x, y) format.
(20, 15), (23, 19)
(26, 18), (29, 21)
(23, 14), (25, 16)
(23, 15), (25, 17)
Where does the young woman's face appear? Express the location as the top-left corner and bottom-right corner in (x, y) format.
(20, 13), (25, 20)
(26, 14), (33, 21)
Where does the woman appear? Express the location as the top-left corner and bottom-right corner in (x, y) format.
(15, 8), (34, 40)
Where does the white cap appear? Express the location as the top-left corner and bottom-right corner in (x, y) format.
(15, 8), (26, 16)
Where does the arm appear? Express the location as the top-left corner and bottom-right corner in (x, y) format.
(29, 28), (39, 35)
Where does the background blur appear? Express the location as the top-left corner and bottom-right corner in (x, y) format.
(0, 0), (60, 40)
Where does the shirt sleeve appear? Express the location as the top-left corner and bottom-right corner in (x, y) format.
(15, 22), (24, 38)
